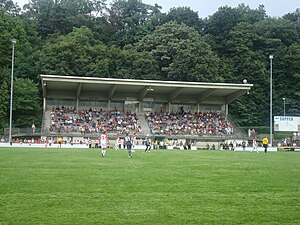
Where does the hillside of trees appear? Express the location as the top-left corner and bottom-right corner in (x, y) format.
(0, 0), (299, 133)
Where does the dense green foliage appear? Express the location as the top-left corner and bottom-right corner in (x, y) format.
(0, 148), (299, 224)
(0, 0), (299, 130)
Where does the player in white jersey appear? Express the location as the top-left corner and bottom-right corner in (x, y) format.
(252, 136), (259, 153)
(100, 131), (108, 157)
(131, 133), (136, 152)
(115, 136), (120, 150)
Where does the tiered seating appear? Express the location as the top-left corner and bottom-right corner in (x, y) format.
(48, 106), (233, 137)
(49, 106), (142, 134)
(145, 111), (233, 136)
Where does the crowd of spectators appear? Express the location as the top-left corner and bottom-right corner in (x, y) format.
(145, 110), (234, 136)
(49, 106), (142, 134)
(48, 106), (234, 137)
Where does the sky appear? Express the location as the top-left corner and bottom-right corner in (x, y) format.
(15, 0), (299, 18)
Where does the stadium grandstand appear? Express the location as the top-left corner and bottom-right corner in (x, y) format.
(14, 74), (252, 149)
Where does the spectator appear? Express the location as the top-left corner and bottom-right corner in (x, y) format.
(32, 124), (36, 134)
(145, 111), (233, 137)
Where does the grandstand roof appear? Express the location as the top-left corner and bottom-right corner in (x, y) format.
(40, 74), (253, 104)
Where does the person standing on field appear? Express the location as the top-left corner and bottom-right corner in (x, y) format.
(242, 140), (246, 151)
(252, 136), (258, 153)
(262, 136), (269, 153)
(131, 132), (136, 152)
(252, 136), (257, 152)
(58, 137), (63, 148)
(115, 136), (120, 150)
(145, 137), (151, 152)
(125, 132), (133, 158)
(232, 140), (237, 151)
(100, 131), (108, 157)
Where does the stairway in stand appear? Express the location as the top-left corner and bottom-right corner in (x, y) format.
(137, 114), (151, 135)
(43, 110), (51, 132)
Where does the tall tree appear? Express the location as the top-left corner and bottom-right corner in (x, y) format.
(283, 8), (300, 22)
(108, 0), (162, 46)
(226, 17), (300, 126)
(163, 6), (204, 33)
(23, 0), (107, 38)
(0, 80), (10, 133)
(0, 0), (21, 15)
(204, 4), (266, 54)
(108, 46), (159, 79)
(0, 7), (34, 82)
(134, 22), (220, 81)
(36, 26), (159, 79)
(13, 78), (41, 127)
(36, 26), (107, 76)
(282, 43), (300, 116)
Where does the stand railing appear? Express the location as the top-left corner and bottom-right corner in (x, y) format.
(226, 114), (248, 139)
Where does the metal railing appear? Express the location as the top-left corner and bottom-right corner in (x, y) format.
(225, 114), (248, 139)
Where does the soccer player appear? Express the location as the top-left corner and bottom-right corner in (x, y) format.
(124, 132), (133, 158)
(100, 131), (108, 157)
(242, 140), (246, 151)
(145, 137), (151, 152)
(131, 132), (136, 152)
(252, 136), (258, 153)
(115, 136), (120, 150)
(262, 136), (269, 153)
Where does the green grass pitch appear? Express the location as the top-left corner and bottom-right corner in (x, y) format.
(0, 148), (299, 225)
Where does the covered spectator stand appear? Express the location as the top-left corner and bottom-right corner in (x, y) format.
(38, 74), (252, 145)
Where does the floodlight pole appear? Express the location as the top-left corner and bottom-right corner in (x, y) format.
(269, 55), (273, 147)
(282, 98), (286, 117)
(9, 39), (16, 146)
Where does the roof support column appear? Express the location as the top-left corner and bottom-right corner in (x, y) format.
(43, 97), (46, 112)
(197, 102), (200, 113)
(42, 82), (47, 112)
(168, 102), (171, 112)
(225, 104), (228, 117)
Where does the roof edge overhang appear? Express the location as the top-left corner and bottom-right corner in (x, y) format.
(39, 74), (253, 90)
